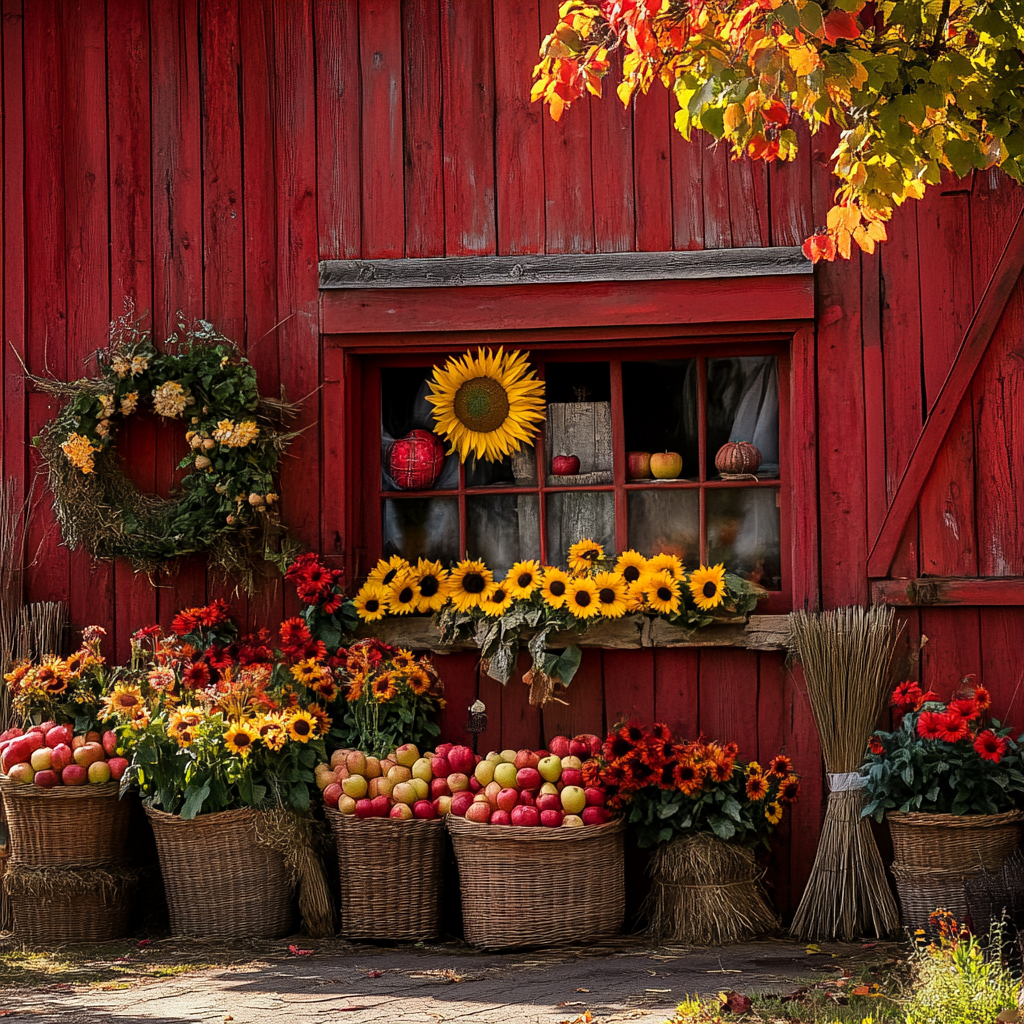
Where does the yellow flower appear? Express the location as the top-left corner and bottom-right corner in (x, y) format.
(212, 419), (260, 447)
(224, 720), (259, 757)
(746, 761), (762, 777)
(566, 577), (601, 619)
(505, 559), (542, 600)
(425, 347), (546, 463)
(614, 550), (648, 586)
(688, 563), (727, 612)
(448, 559), (493, 613)
(152, 380), (192, 418)
(168, 706), (204, 737)
(647, 552), (685, 580)
(567, 538), (604, 574)
(101, 684), (147, 723)
(387, 572), (420, 615)
(370, 673), (398, 702)
(407, 666), (432, 695)
(97, 393), (116, 418)
(540, 567), (571, 609)
(255, 714), (288, 752)
(367, 554), (410, 589)
(131, 354), (150, 376)
(61, 432), (101, 474)
(353, 584), (387, 622)
(290, 658), (326, 687)
(119, 391), (139, 416)
(111, 356), (131, 378)
(346, 672), (366, 702)
(392, 649), (416, 671)
(592, 571), (629, 618)
(644, 571), (682, 615)
(286, 708), (318, 743)
(412, 559), (449, 612)
(765, 800), (783, 826)
(480, 583), (514, 617)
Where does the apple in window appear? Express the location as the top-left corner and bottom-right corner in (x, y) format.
(627, 451), (652, 479)
(551, 454), (580, 475)
(650, 451), (683, 479)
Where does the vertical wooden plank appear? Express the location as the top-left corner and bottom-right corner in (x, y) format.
(862, 249), (887, 552)
(789, 325), (819, 610)
(359, 0), (404, 259)
(980, 608), (1024, 727)
(435, 650), (480, 749)
(476, 666), (505, 755)
(768, 121), (812, 247)
(602, 648), (654, 727)
(274, 1), (320, 564)
(698, 649), (758, 759)
(402, 0), (444, 258)
(670, 109), (703, 250)
(542, 649), (605, 743)
(757, 651), (791, 914)
(653, 648), (699, 738)
(920, 607), (982, 699)
(727, 155), (769, 247)
(701, 142), (731, 249)
(23, 0), (70, 607)
(108, 0), (156, 660)
(315, 0), (361, 260)
(440, 0), (497, 256)
(62, 0), (115, 644)
(632, 86), (672, 252)
(150, 0), (206, 624)
(590, 66), (634, 253)
(500, 652), (544, 751)
(493, 0), (546, 255)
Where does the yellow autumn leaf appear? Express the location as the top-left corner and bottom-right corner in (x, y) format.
(867, 220), (887, 241)
(837, 226), (852, 260)
(724, 102), (745, 134)
(848, 56), (868, 91)
(853, 224), (876, 254)
(617, 79), (637, 107)
(905, 179), (927, 199)
(530, 78), (548, 103)
(790, 44), (822, 76)
(548, 91), (565, 121)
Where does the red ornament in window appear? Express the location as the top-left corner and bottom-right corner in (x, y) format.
(388, 429), (446, 490)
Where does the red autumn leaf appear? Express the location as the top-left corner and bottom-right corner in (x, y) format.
(802, 232), (837, 263)
(288, 944), (314, 956)
(763, 100), (790, 126)
(824, 9), (861, 42)
(748, 134), (780, 161)
(137, 938), (151, 948)
(367, 970), (384, 978)
(721, 991), (753, 1013)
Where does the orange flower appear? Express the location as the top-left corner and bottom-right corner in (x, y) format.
(673, 760), (705, 796)
(767, 754), (793, 777)
(745, 774), (768, 801)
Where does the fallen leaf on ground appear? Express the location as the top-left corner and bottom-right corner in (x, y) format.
(862, 941), (877, 949)
(852, 985), (870, 995)
(995, 1012), (1020, 1023)
(574, 988), (590, 992)
(805, 943), (822, 954)
(288, 945), (313, 956)
(137, 939), (151, 948)
(366, 970), (384, 978)
(720, 991), (752, 1013)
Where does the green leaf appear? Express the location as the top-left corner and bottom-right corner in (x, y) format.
(289, 782), (310, 812)
(700, 106), (725, 139)
(552, 644), (582, 686)
(710, 816), (736, 840)
(180, 780), (211, 820)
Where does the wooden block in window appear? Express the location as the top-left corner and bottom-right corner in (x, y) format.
(544, 401), (613, 474)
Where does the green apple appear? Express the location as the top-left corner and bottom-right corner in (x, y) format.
(562, 814), (584, 828)
(474, 760), (496, 786)
(560, 785), (586, 815)
(410, 777), (429, 800)
(392, 781), (417, 805)
(538, 755), (562, 783)
(561, 755), (582, 770)
(485, 750), (502, 762)
(539, 782), (559, 796)
(499, 749), (518, 764)
(341, 774), (368, 799)
(412, 757), (433, 782)
(493, 762), (518, 789)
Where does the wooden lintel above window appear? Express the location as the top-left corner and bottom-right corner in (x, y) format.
(871, 577), (1024, 607)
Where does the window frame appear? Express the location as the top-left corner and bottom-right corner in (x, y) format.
(355, 335), (793, 614)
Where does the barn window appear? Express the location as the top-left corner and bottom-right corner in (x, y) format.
(370, 344), (787, 601)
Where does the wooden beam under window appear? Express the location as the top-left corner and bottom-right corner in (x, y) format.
(871, 577), (1024, 607)
(319, 246), (811, 289)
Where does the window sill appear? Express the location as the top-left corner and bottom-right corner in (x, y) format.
(354, 613), (790, 654)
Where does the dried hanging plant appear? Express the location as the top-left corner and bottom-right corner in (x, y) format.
(787, 605), (903, 941)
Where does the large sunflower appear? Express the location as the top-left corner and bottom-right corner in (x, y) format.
(255, 714), (288, 751)
(412, 559), (449, 612)
(593, 572), (629, 618)
(540, 567), (571, 609)
(566, 577), (601, 619)
(224, 720), (259, 757)
(614, 550), (648, 586)
(101, 684), (147, 723)
(353, 583), (387, 622)
(688, 563), (727, 611)
(644, 571), (682, 615)
(647, 552), (685, 580)
(567, 538), (604, 574)
(367, 554), (410, 589)
(286, 708), (318, 743)
(425, 347), (546, 463)
(506, 559), (542, 600)
(387, 572), (420, 615)
(448, 559), (494, 612)
(480, 583), (514, 617)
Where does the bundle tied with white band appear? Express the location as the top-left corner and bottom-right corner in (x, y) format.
(828, 772), (867, 793)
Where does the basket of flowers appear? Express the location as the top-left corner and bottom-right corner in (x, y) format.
(863, 678), (1024, 929)
(589, 723), (800, 946)
(106, 601), (336, 939)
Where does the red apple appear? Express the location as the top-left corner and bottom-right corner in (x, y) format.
(71, 736), (87, 751)
(0, 727), (23, 743)
(450, 792), (475, 817)
(484, 781), (502, 809)
(490, 809), (511, 825)
(465, 801), (491, 824)
(540, 809), (564, 827)
(447, 745), (475, 775)
(582, 806), (611, 826)
(514, 749), (540, 770)
(585, 786), (606, 806)
(364, 756), (382, 780)
(45, 725), (73, 748)
(101, 730), (119, 756)
(518, 789), (536, 807)
(469, 776), (482, 792)
(61, 764), (88, 787)
(1, 738), (33, 773)
(581, 734), (602, 756)
(496, 788), (519, 813)
(435, 742), (453, 759)
(548, 735), (571, 758)
(650, 451), (683, 479)
(50, 743), (73, 772)
(429, 777), (451, 800)
(371, 794), (392, 817)
(413, 799), (437, 820)
(353, 798), (375, 818)
(23, 732), (45, 754)
(551, 454), (581, 475)
(27, 725), (46, 736)
(510, 805), (540, 827)
(33, 769), (59, 788)
(561, 768), (583, 787)
(390, 802), (413, 820)
(323, 783), (342, 807)
(627, 451), (653, 479)
(107, 756), (129, 781)
(433, 795), (452, 816)
(536, 793), (562, 813)
(569, 737), (590, 758)
(431, 755), (451, 778)
(516, 767), (541, 791)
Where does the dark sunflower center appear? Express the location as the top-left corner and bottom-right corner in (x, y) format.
(398, 586), (415, 603)
(574, 591), (592, 607)
(622, 565), (640, 583)
(235, 734), (250, 748)
(702, 581), (718, 598)
(657, 587), (672, 601)
(293, 719), (311, 735)
(599, 588), (616, 604)
(419, 575), (440, 597)
(548, 580), (566, 597)
(120, 695), (139, 707)
(517, 573), (533, 588)
(366, 598), (380, 612)
(492, 589), (507, 603)
(382, 568), (398, 586)
(453, 376), (510, 433)
(462, 572), (486, 594)
(584, 549), (599, 561)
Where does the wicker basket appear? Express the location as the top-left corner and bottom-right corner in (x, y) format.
(888, 811), (1024, 872)
(892, 863), (970, 931)
(325, 810), (444, 941)
(145, 805), (295, 938)
(448, 816), (625, 951)
(0, 779), (133, 868)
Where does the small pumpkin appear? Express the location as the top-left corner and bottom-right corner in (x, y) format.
(715, 440), (762, 475)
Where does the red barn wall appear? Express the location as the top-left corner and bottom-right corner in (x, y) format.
(3, 0), (1023, 915)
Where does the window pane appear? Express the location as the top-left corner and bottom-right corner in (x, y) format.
(466, 495), (541, 576)
(706, 488), (781, 590)
(545, 491), (615, 567)
(380, 367), (458, 491)
(465, 454), (517, 488)
(543, 363), (614, 484)
(626, 489), (700, 565)
(706, 357), (779, 479)
(622, 359), (699, 479)
(383, 498), (459, 565)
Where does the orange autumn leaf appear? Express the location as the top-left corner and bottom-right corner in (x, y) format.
(823, 9), (861, 43)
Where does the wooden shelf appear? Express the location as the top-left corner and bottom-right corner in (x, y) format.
(354, 613), (790, 653)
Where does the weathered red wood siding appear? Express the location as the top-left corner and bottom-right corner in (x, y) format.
(3, 0), (1024, 916)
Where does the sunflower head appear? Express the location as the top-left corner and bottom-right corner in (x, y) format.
(413, 559), (449, 612)
(353, 584), (388, 622)
(425, 347), (546, 463)
(371, 672), (399, 702)
(506, 559), (542, 600)
(566, 577), (601, 619)
(765, 800), (783, 825)
(367, 554), (410, 589)
(567, 538), (605, 574)
(592, 572), (629, 618)
(540, 567), (571, 609)
(614, 550), (648, 586)
(644, 571), (681, 615)
(647, 552), (684, 580)
(286, 708), (318, 742)
(255, 714), (288, 751)
(224, 720), (259, 757)
(688, 563), (727, 611)
(387, 572), (420, 616)
(449, 559), (494, 612)
(481, 583), (514, 617)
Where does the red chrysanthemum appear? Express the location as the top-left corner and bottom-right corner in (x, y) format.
(199, 599), (230, 627)
(204, 644), (237, 672)
(973, 686), (992, 711)
(869, 736), (884, 756)
(937, 711), (971, 744)
(891, 680), (922, 711)
(181, 661), (212, 690)
(284, 553), (322, 582)
(917, 711), (946, 741)
(974, 730), (1008, 763)
(321, 592), (344, 615)
(948, 698), (980, 721)
(171, 608), (203, 636)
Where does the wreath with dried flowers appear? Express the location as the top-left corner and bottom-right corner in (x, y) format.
(30, 301), (298, 591)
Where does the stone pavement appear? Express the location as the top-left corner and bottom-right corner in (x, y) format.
(0, 937), (891, 1024)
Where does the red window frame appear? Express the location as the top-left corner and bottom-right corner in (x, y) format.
(353, 336), (792, 614)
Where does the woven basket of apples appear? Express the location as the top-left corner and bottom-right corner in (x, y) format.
(445, 734), (626, 951)
(320, 741), (462, 941)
